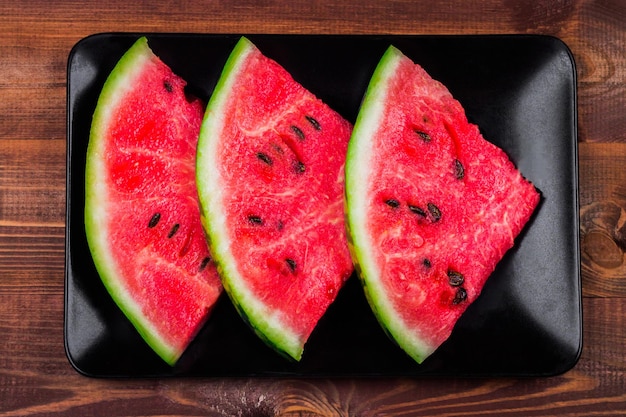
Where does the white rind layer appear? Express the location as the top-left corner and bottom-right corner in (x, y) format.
(345, 45), (436, 363)
(85, 37), (180, 365)
(196, 37), (303, 360)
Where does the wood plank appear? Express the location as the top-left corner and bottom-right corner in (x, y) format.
(580, 143), (626, 297)
(0, 139), (65, 224)
(573, 0), (626, 143)
(0, 1), (584, 35)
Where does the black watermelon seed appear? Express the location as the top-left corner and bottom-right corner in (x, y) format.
(408, 204), (427, 217)
(423, 258), (432, 268)
(305, 115), (321, 130)
(257, 152), (273, 166)
(148, 213), (161, 228)
(248, 215), (263, 225)
(427, 203), (442, 221)
(385, 199), (400, 208)
(164, 80), (173, 93)
(285, 258), (297, 273)
(454, 159), (465, 180)
(199, 256), (211, 272)
(291, 125), (305, 140)
(293, 160), (306, 174)
(167, 223), (180, 238)
(415, 130), (431, 142)
(452, 287), (467, 305)
(447, 270), (464, 287)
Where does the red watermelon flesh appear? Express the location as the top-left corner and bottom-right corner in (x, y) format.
(85, 37), (222, 365)
(196, 37), (354, 360)
(345, 45), (540, 363)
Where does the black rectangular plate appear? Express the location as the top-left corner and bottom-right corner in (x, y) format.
(65, 33), (581, 377)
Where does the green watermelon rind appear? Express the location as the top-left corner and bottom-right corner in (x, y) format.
(85, 37), (180, 366)
(196, 37), (304, 361)
(345, 45), (437, 364)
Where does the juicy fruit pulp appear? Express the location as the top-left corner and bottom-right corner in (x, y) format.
(196, 37), (354, 361)
(85, 37), (222, 366)
(345, 45), (540, 363)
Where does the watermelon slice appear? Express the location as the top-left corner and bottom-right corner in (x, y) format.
(196, 37), (354, 361)
(84, 37), (223, 366)
(345, 45), (540, 363)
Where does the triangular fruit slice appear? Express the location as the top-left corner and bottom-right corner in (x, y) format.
(345, 45), (540, 363)
(196, 37), (354, 361)
(85, 37), (223, 366)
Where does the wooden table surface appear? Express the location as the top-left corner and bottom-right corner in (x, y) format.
(2, 0), (625, 415)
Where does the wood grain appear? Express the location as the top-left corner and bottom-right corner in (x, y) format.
(1, 0), (626, 415)
(580, 143), (626, 297)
